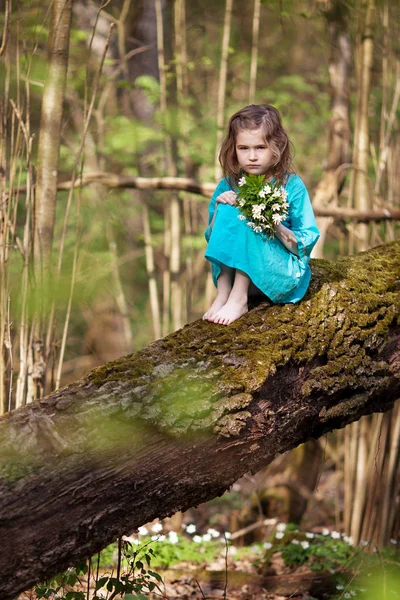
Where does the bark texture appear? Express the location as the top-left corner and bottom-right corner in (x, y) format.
(0, 242), (400, 598)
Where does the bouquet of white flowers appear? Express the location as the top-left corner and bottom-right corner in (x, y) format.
(236, 173), (289, 238)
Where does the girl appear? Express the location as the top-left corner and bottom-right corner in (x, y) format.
(203, 104), (320, 325)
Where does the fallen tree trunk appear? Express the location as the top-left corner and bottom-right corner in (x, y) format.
(1, 241), (399, 598)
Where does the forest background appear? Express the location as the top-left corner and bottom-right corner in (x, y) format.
(0, 0), (400, 597)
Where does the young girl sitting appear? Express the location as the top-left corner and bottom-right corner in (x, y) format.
(203, 104), (320, 325)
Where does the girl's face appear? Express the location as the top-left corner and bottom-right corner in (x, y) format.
(235, 128), (274, 177)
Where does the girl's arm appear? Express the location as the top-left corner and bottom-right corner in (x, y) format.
(274, 223), (299, 256)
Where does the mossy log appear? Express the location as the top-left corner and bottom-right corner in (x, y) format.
(1, 242), (399, 598)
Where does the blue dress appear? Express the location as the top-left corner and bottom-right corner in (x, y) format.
(204, 174), (320, 304)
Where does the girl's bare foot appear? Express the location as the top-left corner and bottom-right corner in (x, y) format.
(211, 296), (248, 325)
(203, 293), (230, 321)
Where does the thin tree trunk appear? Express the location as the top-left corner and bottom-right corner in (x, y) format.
(312, 0), (351, 258)
(142, 198), (162, 340)
(155, 0), (182, 334)
(30, 0), (73, 401)
(350, 0), (376, 252)
(249, 0), (261, 105)
(214, 0), (233, 181)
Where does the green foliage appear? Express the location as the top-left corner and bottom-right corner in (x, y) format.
(35, 542), (164, 600)
(134, 75), (160, 105)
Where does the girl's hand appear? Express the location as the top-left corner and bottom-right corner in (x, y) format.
(216, 191), (237, 205)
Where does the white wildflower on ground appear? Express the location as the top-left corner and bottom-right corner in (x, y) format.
(301, 541), (310, 549)
(202, 533), (212, 542)
(275, 532), (285, 539)
(331, 531), (341, 539)
(322, 528), (330, 535)
(343, 535), (354, 545)
(263, 542), (273, 549)
(277, 522), (286, 532)
(305, 532), (315, 539)
(138, 526), (148, 536)
(151, 522), (163, 533)
(292, 539), (300, 545)
(391, 538), (398, 544)
(360, 540), (369, 546)
(193, 535), (202, 543)
(207, 528), (220, 538)
(224, 532), (231, 539)
(336, 584), (344, 590)
(186, 524), (196, 534)
(122, 535), (140, 546)
(168, 531), (179, 544)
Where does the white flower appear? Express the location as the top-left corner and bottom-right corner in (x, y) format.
(259, 203), (266, 210)
(343, 593), (351, 599)
(238, 215), (246, 221)
(193, 535), (202, 543)
(263, 184), (271, 193)
(331, 531), (341, 539)
(322, 528), (330, 536)
(252, 204), (263, 218)
(305, 533), (315, 539)
(301, 541), (309, 549)
(272, 203), (281, 211)
(277, 522), (286, 532)
(292, 539), (300, 545)
(275, 532), (285, 539)
(258, 189), (266, 199)
(254, 226), (263, 233)
(138, 526), (148, 536)
(247, 222), (255, 228)
(238, 198), (246, 207)
(343, 535), (354, 545)
(207, 528), (220, 538)
(158, 535), (166, 542)
(336, 585), (344, 590)
(168, 531), (179, 544)
(224, 532), (231, 539)
(390, 538), (398, 544)
(281, 189), (288, 199)
(263, 542), (272, 549)
(238, 176), (246, 186)
(227, 546), (237, 556)
(186, 524), (196, 534)
(202, 533), (212, 542)
(122, 535), (140, 545)
(272, 213), (283, 225)
(360, 540), (369, 546)
(151, 522), (163, 533)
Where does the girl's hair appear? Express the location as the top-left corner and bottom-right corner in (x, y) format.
(219, 104), (295, 187)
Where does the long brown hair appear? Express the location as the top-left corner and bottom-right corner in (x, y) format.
(219, 104), (295, 187)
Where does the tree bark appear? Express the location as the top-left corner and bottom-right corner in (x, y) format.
(0, 241), (399, 598)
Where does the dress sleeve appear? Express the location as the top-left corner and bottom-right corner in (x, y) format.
(287, 176), (320, 260)
(204, 178), (230, 242)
